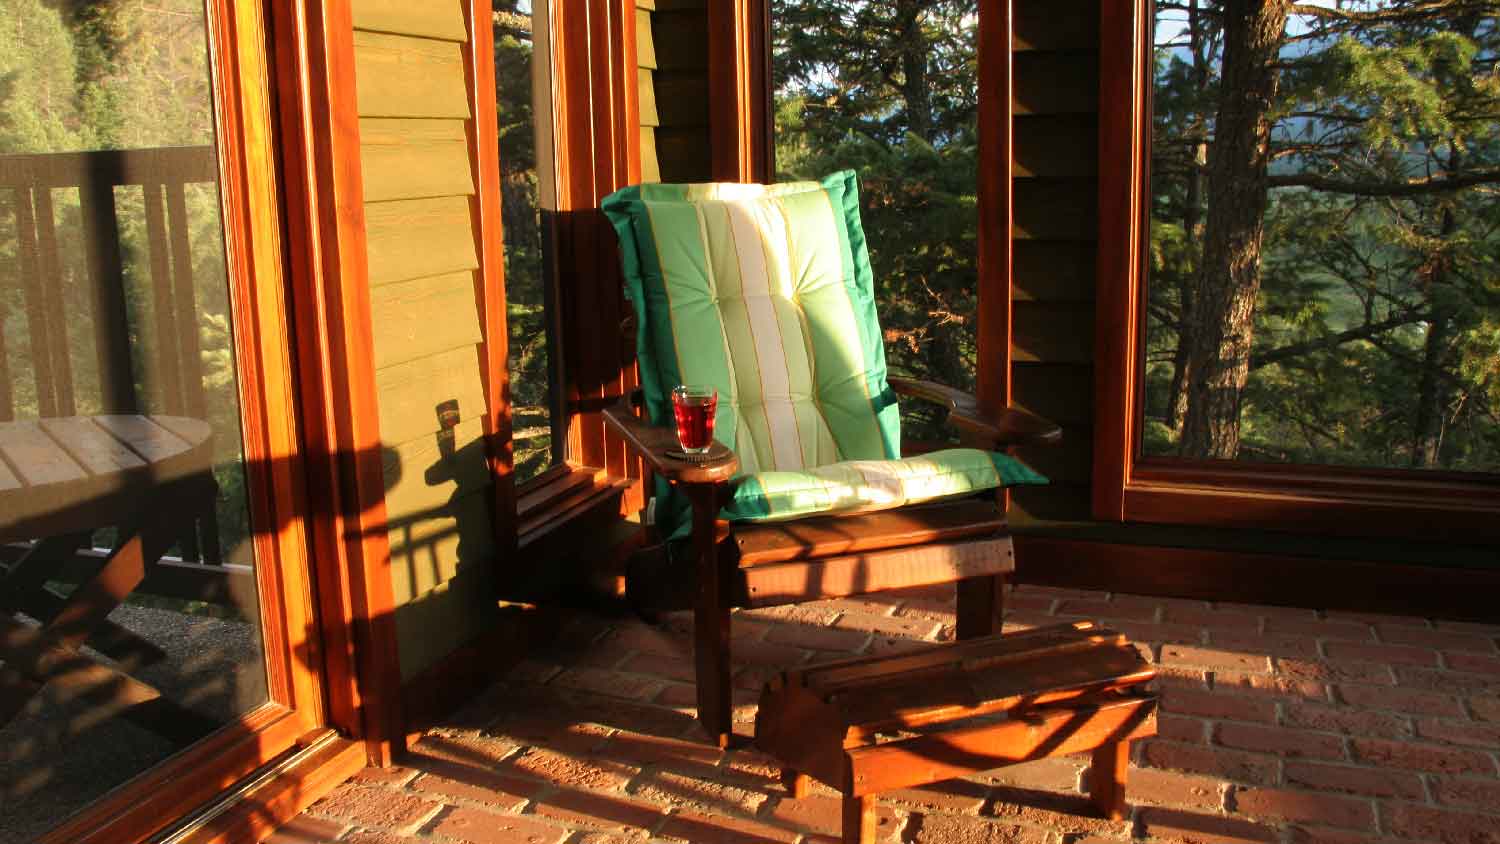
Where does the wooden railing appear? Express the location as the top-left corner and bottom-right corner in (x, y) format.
(0, 146), (217, 421)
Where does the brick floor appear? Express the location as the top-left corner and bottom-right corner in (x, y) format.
(286, 585), (1500, 843)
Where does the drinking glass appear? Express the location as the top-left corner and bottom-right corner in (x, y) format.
(671, 385), (718, 454)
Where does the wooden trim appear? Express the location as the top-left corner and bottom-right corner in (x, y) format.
(271, 0), (405, 764)
(1089, 0), (1496, 542)
(164, 730), (365, 844)
(975, 1), (1013, 426)
(464, 0), (520, 556)
(1013, 535), (1500, 621)
(708, 0), (772, 182)
(400, 605), (559, 741)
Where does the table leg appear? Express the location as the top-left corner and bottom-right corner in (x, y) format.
(842, 794), (876, 844)
(0, 531), (92, 615)
(1090, 740), (1130, 820)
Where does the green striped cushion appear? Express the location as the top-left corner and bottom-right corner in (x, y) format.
(723, 448), (1048, 523)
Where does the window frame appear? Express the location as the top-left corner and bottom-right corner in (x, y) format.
(1092, 0), (1500, 544)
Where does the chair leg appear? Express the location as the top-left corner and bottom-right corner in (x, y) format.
(782, 768), (810, 798)
(689, 487), (731, 748)
(1090, 740), (1130, 820)
(956, 572), (1006, 639)
(842, 794), (875, 844)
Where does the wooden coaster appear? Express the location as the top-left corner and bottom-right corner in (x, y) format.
(666, 448), (719, 463)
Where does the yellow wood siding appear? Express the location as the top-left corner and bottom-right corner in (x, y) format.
(376, 346), (488, 445)
(354, 31), (471, 119)
(636, 8), (657, 68)
(364, 196), (480, 287)
(380, 416), (492, 522)
(638, 68), (660, 127)
(360, 118), (474, 202)
(368, 271), (484, 369)
(351, 0), (468, 41)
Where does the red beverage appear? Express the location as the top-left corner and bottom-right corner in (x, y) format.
(671, 385), (718, 453)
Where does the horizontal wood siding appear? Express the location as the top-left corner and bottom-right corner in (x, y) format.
(351, 1), (498, 681)
(1010, 0), (1099, 521)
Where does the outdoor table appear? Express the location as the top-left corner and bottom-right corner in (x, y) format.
(0, 414), (221, 740)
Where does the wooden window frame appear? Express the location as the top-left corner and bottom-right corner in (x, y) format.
(728, 2), (1015, 438)
(1092, 0), (1500, 544)
(35, 0), (357, 840)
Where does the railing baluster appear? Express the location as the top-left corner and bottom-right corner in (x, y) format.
(144, 182), (183, 414)
(33, 187), (75, 416)
(78, 177), (136, 413)
(0, 193), (14, 421)
(164, 181), (205, 420)
(12, 188), (57, 418)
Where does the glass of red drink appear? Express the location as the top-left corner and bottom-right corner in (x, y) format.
(671, 385), (718, 454)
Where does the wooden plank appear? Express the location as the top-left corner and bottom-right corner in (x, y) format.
(352, 0), (467, 42)
(38, 417), (147, 475)
(1013, 241), (1095, 302)
(638, 69), (660, 126)
(94, 415), (194, 464)
(359, 118), (474, 202)
(353, 31), (470, 119)
(640, 126), (661, 183)
(381, 416), (492, 519)
(0, 456), (18, 491)
(144, 184), (185, 413)
(32, 188), (74, 416)
(364, 196), (478, 287)
(0, 421), (87, 485)
(368, 270), (483, 369)
(375, 345), (488, 446)
(1013, 52), (1099, 116)
(1014, 115), (1098, 179)
(737, 537), (1014, 607)
(636, 8), (657, 68)
(734, 500), (1004, 566)
(12, 189), (57, 418)
(1014, 180), (1096, 241)
(637, 0), (656, 9)
(164, 182), (205, 418)
(844, 694), (1156, 796)
(1012, 364), (1094, 426)
(1013, 302), (1094, 363)
(1013, 0), (1100, 51)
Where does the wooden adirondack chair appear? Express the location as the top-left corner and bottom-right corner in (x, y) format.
(601, 172), (1061, 746)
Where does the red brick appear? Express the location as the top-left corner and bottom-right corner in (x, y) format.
(502, 748), (638, 791)
(1281, 701), (1411, 738)
(1286, 827), (1406, 844)
(1396, 666), (1500, 696)
(1432, 775), (1500, 810)
(488, 717), (613, 754)
(1126, 767), (1226, 810)
(1337, 683), (1464, 717)
(1264, 617), (1374, 642)
(630, 766), (768, 815)
(529, 788), (667, 833)
(1470, 695), (1500, 721)
(1163, 689), (1279, 723)
(1015, 584), (1106, 601)
(908, 813), (1050, 844)
(351, 765), (420, 787)
(985, 788), (1131, 839)
(306, 784), (443, 832)
(1378, 624), (1499, 653)
(832, 611), (943, 640)
(1215, 722), (1346, 760)
(1283, 761), (1426, 799)
(265, 816), (348, 844)
(745, 603), (843, 627)
(410, 767), (538, 809)
(1349, 738), (1496, 775)
(1326, 640), (1438, 667)
(1416, 716), (1500, 748)
(617, 652), (696, 683)
(598, 626), (691, 658)
(1164, 605), (1261, 632)
(551, 667), (662, 701)
(765, 794), (900, 839)
(1215, 672), (1328, 700)
(1212, 632), (1321, 660)
(884, 779), (990, 812)
(1141, 739), (1280, 785)
(1159, 713), (1209, 743)
(337, 832), (412, 844)
(1216, 602), (1315, 620)
(730, 637), (811, 667)
(1381, 802), (1500, 844)
(592, 729), (723, 768)
(1162, 645), (1272, 673)
(1105, 621), (1205, 646)
(1324, 610), (1428, 627)
(1445, 651), (1500, 675)
(980, 756), (1084, 792)
(1057, 598), (1159, 622)
(1233, 786), (1375, 830)
(657, 808), (800, 843)
(1004, 592), (1059, 613)
(763, 621), (869, 652)
(425, 806), (570, 844)
(1137, 806), (1278, 843)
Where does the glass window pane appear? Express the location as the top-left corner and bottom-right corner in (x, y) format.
(771, 1), (980, 443)
(1143, 0), (1499, 471)
(0, 0), (267, 836)
(494, 1), (561, 484)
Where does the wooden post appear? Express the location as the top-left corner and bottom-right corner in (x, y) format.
(1090, 740), (1130, 820)
(841, 794), (875, 844)
(781, 768), (809, 799)
(956, 572), (1007, 639)
(690, 485), (731, 747)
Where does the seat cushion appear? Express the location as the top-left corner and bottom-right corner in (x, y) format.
(722, 448), (1048, 525)
(603, 170), (899, 474)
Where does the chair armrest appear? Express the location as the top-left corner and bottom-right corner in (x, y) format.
(602, 397), (739, 484)
(888, 376), (1062, 447)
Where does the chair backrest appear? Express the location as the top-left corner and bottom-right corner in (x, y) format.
(604, 170), (900, 476)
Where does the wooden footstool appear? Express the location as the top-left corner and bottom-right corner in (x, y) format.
(753, 622), (1158, 844)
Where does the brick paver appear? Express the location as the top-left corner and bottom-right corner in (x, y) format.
(288, 585), (1500, 843)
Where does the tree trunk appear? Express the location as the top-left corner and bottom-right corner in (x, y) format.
(895, 1), (934, 142)
(1410, 204), (1461, 468)
(1166, 0), (1211, 432)
(1179, 0), (1288, 459)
